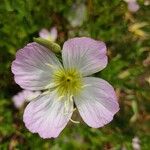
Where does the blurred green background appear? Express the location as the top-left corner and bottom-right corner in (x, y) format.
(0, 0), (150, 149)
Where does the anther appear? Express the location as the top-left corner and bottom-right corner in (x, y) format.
(45, 63), (56, 69)
(70, 118), (80, 124)
(70, 95), (74, 102)
(58, 96), (64, 101)
(81, 84), (91, 88)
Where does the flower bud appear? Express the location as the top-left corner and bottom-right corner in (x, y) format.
(33, 37), (61, 53)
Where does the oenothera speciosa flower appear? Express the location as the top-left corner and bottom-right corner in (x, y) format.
(11, 37), (119, 138)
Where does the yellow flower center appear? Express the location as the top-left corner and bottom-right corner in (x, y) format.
(53, 68), (83, 97)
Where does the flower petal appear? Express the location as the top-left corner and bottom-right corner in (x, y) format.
(49, 27), (58, 42)
(22, 90), (41, 101)
(39, 27), (57, 42)
(39, 29), (51, 40)
(62, 37), (107, 76)
(12, 91), (26, 108)
(128, 1), (139, 12)
(11, 42), (62, 90)
(23, 91), (73, 138)
(74, 77), (119, 128)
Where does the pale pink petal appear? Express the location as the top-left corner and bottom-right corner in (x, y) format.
(11, 42), (62, 90)
(12, 91), (26, 108)
(39, 27), (57, 42)
(62, 37), (107, 76)
(49, 27), (58, 42)
(74, 77), (119, 128)
(23, 91), (73, 138)
(39, 29), (51, 40)
(128, 1), (139, 12)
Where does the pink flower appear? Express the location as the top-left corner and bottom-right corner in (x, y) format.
(67, 3), (87, 27)
(11, 37), (119, 138)
(124, 0), (140, 12)
(39, 27), (57, 42)
(128, 1), (139, 12)
(12, 90), (41, 108)
(132, 136), (141, 150)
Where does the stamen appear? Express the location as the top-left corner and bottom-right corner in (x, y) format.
(53, 68), (82, 96)
(57, 96), (64, 101)
(51, 68), (83, 125)
(42, 90), (51, 95)
(70, 118), (80, 124)
(81, 84), (91, 88)
(45, 63), (56, 69)
(68, 95), (80, 123)
(63, 107), (76, 115)
(44, 82), (57, 89)
(72, 108), (76, 111)
(63, 95), (75, 115)
(70, 95), (74, 102)
(64, 100), (68, 113)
